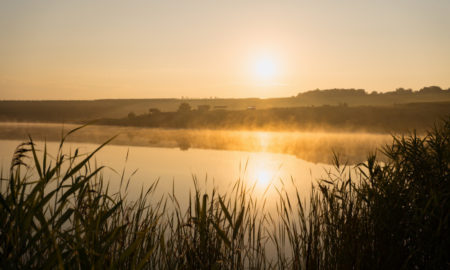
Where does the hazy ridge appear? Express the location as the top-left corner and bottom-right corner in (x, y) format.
(1, 87), (449, 123)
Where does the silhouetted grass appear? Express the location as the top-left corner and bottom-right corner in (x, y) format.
(1, 119), (449, 269)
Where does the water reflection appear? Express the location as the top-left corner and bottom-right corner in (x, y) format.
(0, 122), (382, 213)
(0, 122), (392, 164)
(244, 154), (280, 196)
(257, 132), (270, 151)
(0, 139), (330, 208)
(255, 170), (271, 189)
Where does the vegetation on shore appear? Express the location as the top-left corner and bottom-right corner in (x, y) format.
(99, 101), (450, 133)
(1, 119), (449, 269)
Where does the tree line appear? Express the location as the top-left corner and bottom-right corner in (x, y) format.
(0, 87), (449, 123)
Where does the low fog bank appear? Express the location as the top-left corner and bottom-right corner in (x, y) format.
(0, 122), (393, 164)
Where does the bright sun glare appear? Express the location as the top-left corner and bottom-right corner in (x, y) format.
(256, 170), (272, 188)
(254, 56), (277, 81)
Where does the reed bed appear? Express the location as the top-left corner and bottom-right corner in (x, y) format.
(1, 120), (449, 269)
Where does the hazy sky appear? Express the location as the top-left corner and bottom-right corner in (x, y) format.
(1, 0), (449, 99)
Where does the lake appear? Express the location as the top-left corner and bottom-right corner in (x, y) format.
(0, 122), (392, 208)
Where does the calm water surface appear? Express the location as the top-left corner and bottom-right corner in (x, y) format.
(0, 139), (334, 207)
(0, 123), (390, 208)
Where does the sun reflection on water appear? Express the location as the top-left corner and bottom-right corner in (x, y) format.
(244, 153), (281, 196)
(257, 132), (270, 151)
(255, 169), (272, 190)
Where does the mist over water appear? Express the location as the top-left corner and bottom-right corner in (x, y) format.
(0, 138), (325, 212)
(0, 122), (386, 210)
(0, 122), (392, 164)
(0, 121), (388, 219)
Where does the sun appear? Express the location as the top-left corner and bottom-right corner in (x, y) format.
(253, 56), (277, 81)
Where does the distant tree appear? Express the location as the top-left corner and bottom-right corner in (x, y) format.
(128, 112), (136, 119)
(395, 88), (412, 94)
(419, 86), (442, 94)
(178, 103), (191, 113)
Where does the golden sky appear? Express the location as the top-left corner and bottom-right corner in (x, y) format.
(1, 0), (449, 99)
